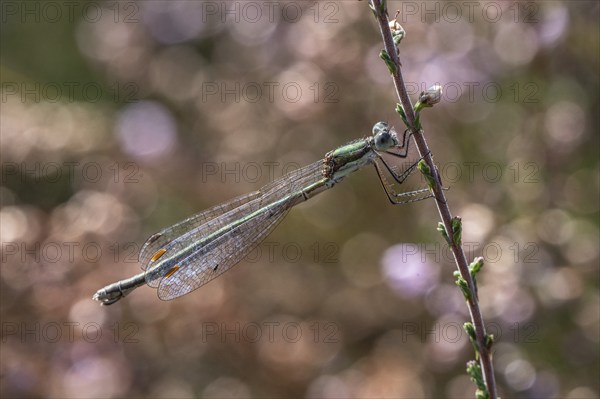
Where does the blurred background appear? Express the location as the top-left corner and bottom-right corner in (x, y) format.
(1, 1), (598, 398)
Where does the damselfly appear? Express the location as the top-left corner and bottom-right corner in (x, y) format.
(93, 122), (432, 305)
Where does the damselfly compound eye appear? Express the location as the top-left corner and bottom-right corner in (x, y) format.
(374, 130), (394, 150)
(372, 121), (389, 136)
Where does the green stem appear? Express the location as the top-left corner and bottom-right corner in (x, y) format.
(368, 1), (498, 397)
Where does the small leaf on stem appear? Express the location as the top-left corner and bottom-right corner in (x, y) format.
(417, 159), (436, 192)
(485, 334), (495, 350)
(437, 222), (451, 245)
(454, 271), (472, 301)
(464, 322), (480, 358)
(469, 256), (485, 277)
(395, 103), (410, 128)
(466, 360), (490, 399)
(452, 216), (462, 246)
(379, 49), (397, 75)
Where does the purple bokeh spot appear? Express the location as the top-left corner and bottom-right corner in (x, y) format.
(116, 101), (177, 161)
(381, 243), (441, 298)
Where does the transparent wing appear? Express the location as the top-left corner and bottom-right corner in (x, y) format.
(257, 160), (324, 202)
(157, 200), (290, 300)
(139, 191), (260, 270)
(144, 160), (326, 297)
(139, 161), (324, 271)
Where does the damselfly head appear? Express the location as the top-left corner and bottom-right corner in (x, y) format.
(372, 121), (399, 151)
(372, 121), (389, 136)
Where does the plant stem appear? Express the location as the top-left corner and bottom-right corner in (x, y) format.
(369, 1), (498, 397)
